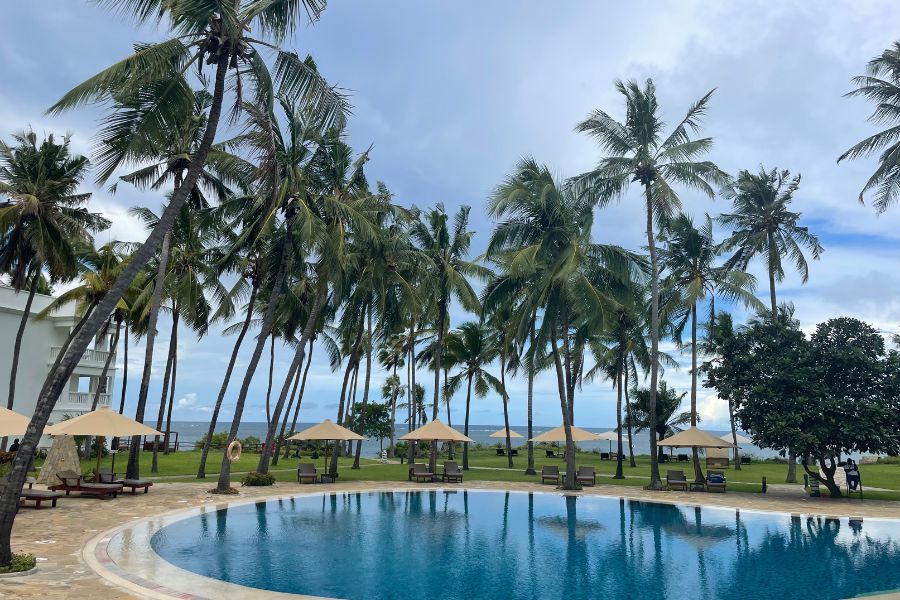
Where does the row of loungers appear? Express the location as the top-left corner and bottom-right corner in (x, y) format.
(541, 465), (596, 486)
(2, 469), (153, 512)
(666, 469), (727, 492)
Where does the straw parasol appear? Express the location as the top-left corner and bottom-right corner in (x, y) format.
(0, 406), (31, 437)
(45, 406), (161, 477)
(489, 427), (523, 439)
(399, 419), (473, 443)
(287, 419), (365, 477)
(595, 429), (629, 453)
(720, 432), (752, 445)
(529, 425), (602, 443)
(658, 426), (737, 449)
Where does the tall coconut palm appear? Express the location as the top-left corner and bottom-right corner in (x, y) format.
(839, 42), (900, 212)
(628, 380), (693, 462)
(660, 213), (763, 479)
(484, 303), (515, 468)
(1, 2), (347, 566)
(572, 79), (729, 488)
(485, 158), (640, 489)
(445, 321), (504, 469)
(717, 168), (822, 483)
(0, 130), (109, 449)
(410, 204), (487, 473)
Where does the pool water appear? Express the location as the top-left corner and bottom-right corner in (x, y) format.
(150, 491), (900, 600)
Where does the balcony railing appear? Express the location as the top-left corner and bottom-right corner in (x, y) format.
(49, 346), (110, 365)
(59, 392), (111, 408)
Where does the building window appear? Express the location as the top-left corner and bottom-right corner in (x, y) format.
(77, 376), (91, 394)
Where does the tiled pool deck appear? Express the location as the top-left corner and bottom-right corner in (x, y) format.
(3, 480), (899, 599)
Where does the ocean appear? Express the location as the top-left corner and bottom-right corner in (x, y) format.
(166, 420), (780, 459)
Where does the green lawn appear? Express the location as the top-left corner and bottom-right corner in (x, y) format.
(44, 447), (900, 500)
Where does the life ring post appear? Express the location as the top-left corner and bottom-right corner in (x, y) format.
(227, 440), (242, 463)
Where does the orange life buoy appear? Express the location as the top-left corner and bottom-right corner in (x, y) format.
(226, 440), (242, 462)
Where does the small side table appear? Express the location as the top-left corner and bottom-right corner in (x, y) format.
(689, 480), (707, 492)
(320, 473), (338, 484)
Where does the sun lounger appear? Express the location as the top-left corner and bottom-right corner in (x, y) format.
(740, 456), (751, 465)
(19, 489), (63, 509)
(600, 452), (611, 461)
(706, 456), (730, 469)
(49, 470), (122, 499)
(677, 453), (690, 462)
(667, 469), (688, 491)
(575, 466), (596, 486)
(496, 448), (505, 456)
(442, 461), (463, 483)
(409, 463), (435, 483)
(545, 449), (556, 458)
(93, 468), (153, 494)
(510, 449), (518, 456)
(297, 463), (318, 484)
(541, 465), (560, 485)
(706, 470), (727, 493)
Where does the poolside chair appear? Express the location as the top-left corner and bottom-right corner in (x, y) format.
(545, 449), (556, 459)
(575, 466), (596, 486)
(541, 465), (560, 485)
(496, 448), (506, 456)
(510, 449), (519, 457)
(1, 476), (62, 511)
(409, 463), (435, 483)
(677, 453), (690, 463)
(93, 467), (153, 494)
(740, 456), (751, 465)
(442, 461), (463, 483)
(666, 470), (688, 491)
(600, 452), (611, 461)
(297, 463), (318, 484)
(706, 470), (727, 493)
(49, 470), (122, 499)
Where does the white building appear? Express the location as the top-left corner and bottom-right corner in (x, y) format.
(0, 284), (118, 445)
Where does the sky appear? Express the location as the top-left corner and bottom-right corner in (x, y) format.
(2, 1), (900, 430)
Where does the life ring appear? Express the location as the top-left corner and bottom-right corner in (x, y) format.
(226, 440), (242, 462)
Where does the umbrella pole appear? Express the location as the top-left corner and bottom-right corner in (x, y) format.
(95, 436), (103, 482)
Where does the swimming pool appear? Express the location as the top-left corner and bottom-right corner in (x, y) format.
(146, 490), (900, 600)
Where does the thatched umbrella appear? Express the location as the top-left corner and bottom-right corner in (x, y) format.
(287, 419), (365, 478)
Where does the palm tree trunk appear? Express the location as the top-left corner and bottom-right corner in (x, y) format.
(197, 280), (258, 478)
(645, 182), (662, 489)
(88, 316), (121, 464)
(444, 367), (453, 460)
(353, 303), (373, 469)
(500, 342), (512, 469)
(130, 229), (171, 480)
(614, 359), (624, 479)
(272, 355), (303, 466)
(163, 322), (178, 455)
(388, 364), (398, 457)
(690, 302), (704, 482)
(151, 309), (177, 473)
(430, 298), (446, 474)
(215, 218), (294, 492)
(258, 288), (326, 474)
(2, 267), (40, 451)
(283, 339), (314, 459)
(625, 380), (635, 467)
(407, 318), (417, 464)
(118, 322), (129, 414)
(525, 316), (536, 475)
(265, 333), (275, 426)
(462, 373), (473, 470)
(729, 399), (741, 470)
(0, 54), (230, 566)
(550, 327), (576, 490)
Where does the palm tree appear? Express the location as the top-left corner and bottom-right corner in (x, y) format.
(484, 303), (515, 468)
(717, 167), (822, 483)
(410, 204), (486, 473)
(572, 79), (728, 488)
(1, 2), (347, 566)
(0, 130), (109, 449)
(445, 322), (504, 469)
(485, 158), (640, 489)
(628, 380), (693, 462)
(659, 213), (763, 480)
(839, 42), (900, 212)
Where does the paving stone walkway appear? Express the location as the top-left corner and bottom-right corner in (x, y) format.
(2, 480), (898, 599)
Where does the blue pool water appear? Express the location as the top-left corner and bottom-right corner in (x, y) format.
(150, 491), (900, 600)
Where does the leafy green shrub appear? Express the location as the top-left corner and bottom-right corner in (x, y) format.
(0, 553), (35, 574)
(241, 471), (276, 486)
(195, 432), (229, 450)
(241, 435), (261, 448)
(876, 455), (900, 465)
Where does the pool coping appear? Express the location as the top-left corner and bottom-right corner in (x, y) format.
(81, 485), (900, 600)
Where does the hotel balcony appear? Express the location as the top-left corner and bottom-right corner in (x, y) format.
(48, 346), (110, 367)
(56, 391), (112, 412)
